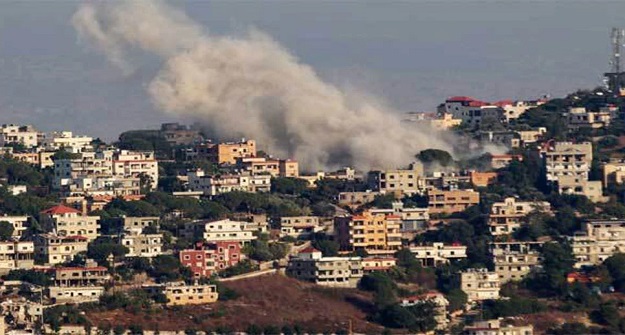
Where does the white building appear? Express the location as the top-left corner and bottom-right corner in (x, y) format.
(460, 268), (500, 302)
(286, 247), (363, 288)
(112, 150), (158, 190)
(187, 170), (271, 196)
(40, 204), (100, 241)
(488, 198), (551, 236)
(409, 242), (467, 266)
(0, 215), (30, 238)
(0, 241), (35, 274)
(184, 219), (257, 245)
(491, 241), (543, 282)
(41, 131), (93, 153)
(0, 124), (39, 148)
(570, 220), (625, 268)
(34, 234), (89, 266)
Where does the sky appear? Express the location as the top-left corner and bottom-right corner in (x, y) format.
(0, 1), (624, 141)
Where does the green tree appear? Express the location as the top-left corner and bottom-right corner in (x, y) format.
(417, 149), (454, 167)
(0, 221), (14, 240)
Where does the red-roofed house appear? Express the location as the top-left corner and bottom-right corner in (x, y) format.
(40, 205), (100, 241)
(439, 96), (504, 127)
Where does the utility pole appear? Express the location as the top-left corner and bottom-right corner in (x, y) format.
(605, 28), (625, 94)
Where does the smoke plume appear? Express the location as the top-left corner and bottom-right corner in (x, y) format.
(72, 1), (456, 171)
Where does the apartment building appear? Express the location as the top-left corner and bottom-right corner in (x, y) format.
(0, 241), (35, 274)
(0, 124), (39, 148)
(460, 268), (500, 302)
(490, 154), (523, 170)
(400, 292), (449, 330)
(424, 171), (471, 190)
(557, 175), (606, 203)
(334, 211), (402, 255)
(488, 198), (551, 236)
(40, 204), (100, 241)
(286, 247), (363, 288)
(428, 188), (480, 215)
(369, 201), (430, 232)
(123, 216), (160, 234)
(10, 151), (55, 169)
(112, 150), (158, 190)
(337, 191), (384, 209)
(183, 219), (256, 245)
(236, 157), (299, 177)
(438, 96), (504, 127)
(34, 234), (89, 265)
(187, 170), (271, 196)
(362, 257), (397, 273)
(41, 131), (93, 153)
(144, 282), (218, 306)
(568, 107), (611, 129)
(570, 220), (625, 268)
(279, 216), (322, 238)
(0, 215), (29, 238)
(491, 241), (543, 282)
(179, 241), (241, 278)
(368, 162), (425, 196)
(464, 319), (534, 335)
(195, 139), (256, 165)
(48, 263), (110, 303)
(120, 231), (164, 258)
(409, 242), (467, 266)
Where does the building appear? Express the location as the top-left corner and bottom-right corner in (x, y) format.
(279, 216), (322, 238)
(40, 205), (100, 241)
(197, 139), (256, 165)
(236, 157), (299, 177)
(369, 201), (430, 232)
(120, 231), (164, 258)
(368, 162), (425, 196)
(334, 210), (402, 255)
(424, 171), (471, 190)
(123, 216), (160, 234)
(34, 234), (89, 265)
(112, 150), (158, 190)
(463, 318), (534, 335)
(570, 220), (625, 268)
(337, 191), (384, 209)
(490, 154), (523, 170)
(602, 159), (625, 188)
(179, 241), (242, 278)
(409, 243), (467, 266)
(568, 107), (612, 129)
(286, 247), (363, 288)
(0, 298), (42, 328)
(479, 131), (521, 148)
(0, 124), (39, 148)
(0, 215), (30, 238)
(183, 219), (256, 245)
(41, 131), (93, 153)
(144, 282), (218, 306)
(160, 123), (203, 146)
(48, 262), (110, 303)
(187, 170), (271, 196)
(400, 292), (449, 330)
(428, 188), (480, 215)
(0, 241), (35, 274)
(404, 112), (462, 130)
(516, 127), (547, 144)
(557, 175), (606, 203)
(460, 268), (500, 302)
(496, 99), (546, 122)
(488, 198), (551, 236)
(362, 257), (397, 273)
(470, 171), (498, 188)
(438, 96), (504, 127)
(491, 241), (543, 282)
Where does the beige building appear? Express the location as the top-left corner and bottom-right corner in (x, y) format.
(490, 154), (523, 169)
(123, 216), (160, 234)
(370, 201), (430, 232)
(0, 215), (30, 238)
(557, 176), (607, 203)
(183, 219), (257, 245)
(112, 150), (159, 190)
(516, 127), (547, 144)
(362, 257), (397, 273)
(428, 188), (480, 215)
(368, 162), (425, 196)
(286, 247), (363, 288)
(410, 242), (467, 266)
(120, 232), (164, 258)
(34, 234), (89, 265)
(279, 216), (322, 238)
(488, 198), (551, 236)
(460, 268), (500, 302)
(237, 157), (299, 177)
(199, 139), (257, 165)
(570, 220), (625, 268)
(464, 318), (534, 335)
(337, 191), (384, 209)
(145, 282), (218, 306)
(49, 263), (110, 303)
(187, 170), (271, 196)
(40, 204), (100, 241)
(568, 107), (611, 129)
(41, 131), (93, 153)
(0, 241), (35, 274)
(0, 124), (39, 148)
(334, 210), (402, 255)
(602, 160), (625, 188)
(491, 241), (543, 282)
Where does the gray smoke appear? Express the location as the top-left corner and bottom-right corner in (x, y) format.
(72, 0), (456, 171)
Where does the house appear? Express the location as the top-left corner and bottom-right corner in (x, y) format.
(48, 262), (110, 303)
(236, 157), (299, 177)
(427, 188), (480, 215)
(400, 292), (449, 330)
(40, 204), (100, 241)
(123, 216), (160, 234)
(179, 241), (242, 278)
(279, 216), (322, 238)
(34, 234), (88, 265)
(362, 257), (397, 273)
(187, 170), (271, 196)
(410, 242), (467, 266)
(0, 124), (39, 148)
(460, 268), (500, 302)
(490, 154), (523, 170)
(195, 139), (256, 165)
(120, 231), (164, 258)
(368, 162), (425, 196)
(463, 318), (534, 335)
(0, 298), (42, 328)
(567, 107), (611, 129)
(334, 210), (402, 255)
(286, 247), (363, 288)
(438, 96), (504, 127)
(337, 191), (384, 209)
(0, 215), (30, 238)
(488, 198), (551, 236)
(570, 220), (625, 268)
(369, 201), (430, 232)
(183, 219), (256, 245)
(470, 171), (498, 188)
(160, 122), (203, 146)
(41, 131), (92, 153)
(0, 241), (35, 274)
(491, 241), (543, 282)
(144, 282), (218, 306)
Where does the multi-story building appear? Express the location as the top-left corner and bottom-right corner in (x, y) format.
(0, 299), (43, 328)
(179, 241), (242, 278)
(400, 292), (449, 330)
(286, 247), (363, 288)
(368, 162), (425, 196)
(479, 130), (521, 148)
(438, 96), (504, 127)
(570, 220), (625, 268)
(337, 191), (384, 209)
(0, 124), (39, 148)
(404, 112), (462, 130)
(369, 201), (430, 232)
(236, 157), (299, 178)
(568, 107), (612, 130)
(34, 234), (89, 265)
(362, 257), (397, 273)
(123, 216), (160, 234)
(602, 159), (625, 188)
(0, 241), (35, 274)
(424, 171), (472, 190)
(557, 175), (606, 203)
(490, 154), (523, 170)
(496, 99), (546, 122)
(460, 268), (500, 302)
(40, 204), (100, 241)
(516, 127), (547, 144)
(160, 123), (203, 146)
(279, 216), (322, 238)
(144, 282), (218, 306)
(112, 150), (158, 190)
(463, 318), (534, 335)
(488, 198), (551, 236)
(187, 170), (271, 196)
(0, 215), (30, 238)
(334, 210), (402, 255)
(183, 219), (256, 245)
(120, 231), (164, 258)
(195, 139), (256, 165)
(491, 241), (543, 282)
(41, 131), (93, 153)
(48, 262), (110, 303)
(409, 242), (467, 266)
(428, 188), (480, 215)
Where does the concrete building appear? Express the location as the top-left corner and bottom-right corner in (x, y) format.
(428, 188), (480, 215)
(34, 234), (89, 265)
(400, 292), (449, 330)
(362, 257), (397, 273)
(112, 150), (158, 190)
(0, 241), (35, 274)
(144, 282), (218, 306)
(236, 157), (299, 178)
(0, 298), (42, 329)
(0, 215), (30, 238)
(0, 124), (39, 148)
(491, 154), (523, 170)
(40, 204), (100, 241)
(120, 231), (164, 258)
(410, 243), (467, 266)
(543, 141), (601, 198)
(368, 162), (425, 196)
(479, 131), (521, 149)
(460, 268), (500, 302)
(404, 112), (462, 130)
(187, 170), (271, 196)
(602, 160), (625, 188)
(286, 247), (363, 288)
(179, 241), (242, 278)
(369, 201), (430, 232)
(570, 220), (625, 268)
(198, 139), (256, 165)
(488, 198), (551, 236)
(123, 216), (160, 234)
(279, 216), (322, 238)
(463, 318), (534, 335)
(568, 107), (611, 129)
(10, 151), (55, 169)
(337, 191), (384, 209)
(160, 123), (203, 146)
(41, 131), (92, 153)
(516, 127), (547, 144)
(557, 176), (606, 203)
(183, 219), (256, 245)
(334, 210), (402, 255)
(48, 263), (110, 303)
(438, 96), (505, 127)
(491, 241), (543, 282)
(424, 171), (471, 191)
(496, 99), (546, 122)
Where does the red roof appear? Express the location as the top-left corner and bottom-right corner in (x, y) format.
(494, 100), (514, 107)
(447, 96), (476, 102)
(41, 204), (80, 215)
(299, 247), (321, 254)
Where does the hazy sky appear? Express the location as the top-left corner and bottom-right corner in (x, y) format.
(1, 1), (624, 140)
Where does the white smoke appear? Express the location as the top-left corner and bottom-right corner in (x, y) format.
(72, 0), (456, 171)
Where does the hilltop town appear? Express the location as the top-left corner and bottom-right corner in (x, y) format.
(3, 85), (625, 335)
